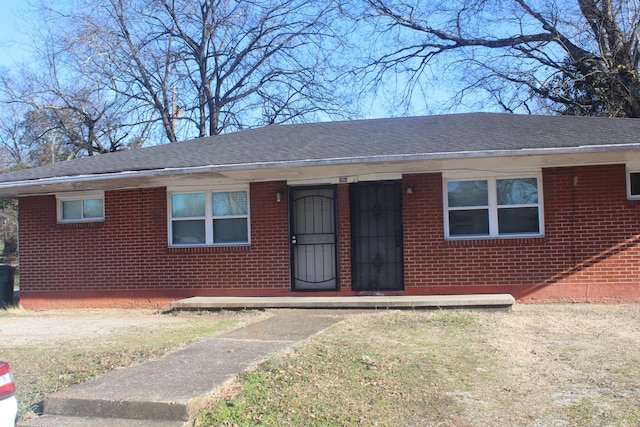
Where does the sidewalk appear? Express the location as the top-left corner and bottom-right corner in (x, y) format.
(19, 310), (348, 427)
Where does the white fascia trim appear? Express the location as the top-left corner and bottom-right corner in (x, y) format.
(3, 143), (640, 194)
(287, 173), (403, 186)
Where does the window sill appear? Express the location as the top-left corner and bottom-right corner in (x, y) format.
(167, 245), (251, 254)
(445, 235), (544, 246)
(54, 221), (105, 230)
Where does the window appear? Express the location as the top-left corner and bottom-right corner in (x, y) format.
(444, 176), (542, 238)
(169, 188), (249, 246)
(627, 171), (640, 199)
(57, 192), (104, 223)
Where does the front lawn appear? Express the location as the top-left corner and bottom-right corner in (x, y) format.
(198, 305), (640, 426)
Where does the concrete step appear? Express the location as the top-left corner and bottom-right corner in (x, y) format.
(172, 294), (516, 310)
(43, 396), (188, 421)
(18, 415), (186, 427)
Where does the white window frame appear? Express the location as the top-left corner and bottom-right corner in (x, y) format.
(56, 191), (105, 223)
(443, 174), (544, 239)
(167, 186), (250, 247)
(626, 169), (640, 200)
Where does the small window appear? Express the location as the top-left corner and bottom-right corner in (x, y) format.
(57, 192), (104, 223)
(169, 188), (250, 246)
(445, 176), (542, 239)
(627, 171), (640, 199)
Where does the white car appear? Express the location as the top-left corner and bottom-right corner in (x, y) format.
(0, 362), (16, 427)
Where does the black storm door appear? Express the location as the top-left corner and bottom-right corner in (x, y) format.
(290, 187), (338, 291)
(351, 181), (404, 291)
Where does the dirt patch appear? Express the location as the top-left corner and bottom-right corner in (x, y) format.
(0, 308), (208, 346)
(1, 308), (266, 420)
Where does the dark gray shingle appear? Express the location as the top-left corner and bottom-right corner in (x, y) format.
(1, 113), (639, 184)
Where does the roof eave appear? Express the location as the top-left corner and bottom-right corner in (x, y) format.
(2, 143), (640, 197)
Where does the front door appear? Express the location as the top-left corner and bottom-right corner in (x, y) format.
(290, 187), (338, 291)
(351, 181), (404, 291)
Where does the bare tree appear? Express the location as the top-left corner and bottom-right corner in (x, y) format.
(0, 198), (17, 258)
(0, 0), (352, 169)
(359, 0), (640, 117)
(0, 2), (150, 162)
(54, 0), (352, 143)
(0, 101), (28, 169)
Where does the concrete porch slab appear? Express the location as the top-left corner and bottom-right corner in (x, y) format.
(171, 294), (515, 310)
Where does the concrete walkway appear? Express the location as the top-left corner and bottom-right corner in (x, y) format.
(19, 311), (348, 427)
(19, 296), (514, 426)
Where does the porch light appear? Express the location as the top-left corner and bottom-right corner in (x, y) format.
(406, 184), (414, 195)
(276, 190), (283, 202)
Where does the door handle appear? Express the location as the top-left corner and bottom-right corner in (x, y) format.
(291, 235), (297, 245)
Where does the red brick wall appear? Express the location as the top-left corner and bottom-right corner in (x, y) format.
(337, 183), (352, 290)
(402, 164), (640, 302)
(18, 164), (640, 308)
(19, 182), (291, 308)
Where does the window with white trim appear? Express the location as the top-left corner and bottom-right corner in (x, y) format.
(627, 171), (640, 199)
(57, 191), (104, 223)
(444, 176), (543, 238)
(169, 188), (250, 246)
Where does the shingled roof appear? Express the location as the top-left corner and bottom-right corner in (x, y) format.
(1, 113), (639, 189)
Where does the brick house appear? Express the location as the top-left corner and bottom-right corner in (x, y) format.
(1, 113), (640, 309)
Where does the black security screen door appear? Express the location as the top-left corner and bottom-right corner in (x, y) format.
(290, 187), (338, 291)
(351, 181), (404, 291)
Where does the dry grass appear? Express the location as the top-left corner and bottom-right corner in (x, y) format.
(198, 304), (640, 427)
(0, 309), (267, 421)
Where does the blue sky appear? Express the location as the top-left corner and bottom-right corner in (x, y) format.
(0, 0), (489, 119)
(0, 0), (32, 67)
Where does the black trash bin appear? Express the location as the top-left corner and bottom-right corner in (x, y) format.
(0, 265), (14, 308)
